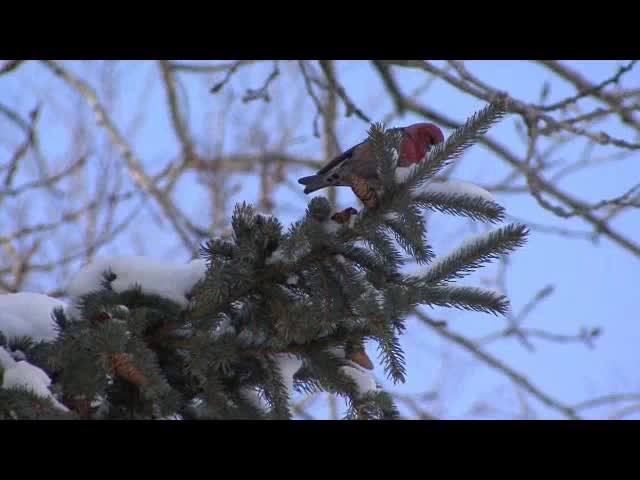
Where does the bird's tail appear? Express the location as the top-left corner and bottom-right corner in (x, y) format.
(297, 174), (328, 194)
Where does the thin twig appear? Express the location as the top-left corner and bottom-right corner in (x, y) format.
(541, 61), (637, 111)
(0, 60), (25, 76)
(573, 393), (640, 411)
(318, 60), (371, 123)
(538, 60), (640, 128)
(415, 310), (581, 419)
(388, 60), (640, 150)
(210, 60), (247, 93)
(171, 60), (259, 74)
(242, 61), (280, 103)
(394, 96), (640, 258)
(1, 155), (88, 199)
(40, 60), (197, 253)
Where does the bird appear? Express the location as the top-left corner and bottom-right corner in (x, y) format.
(297, 123), (445, 198)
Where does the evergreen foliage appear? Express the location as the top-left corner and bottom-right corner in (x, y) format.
(0, 99), (528, 419)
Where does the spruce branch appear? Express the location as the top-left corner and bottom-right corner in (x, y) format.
(403, 99), (509, 192)
(420, 224), (529, 286)
(368, 121), (403, 191)
(374, 322), (407, 384)
(346, 390), (401, 420)
(260, 355), (294, 419)
(419, 286), (511, 316)
(414, 191), (506, 223)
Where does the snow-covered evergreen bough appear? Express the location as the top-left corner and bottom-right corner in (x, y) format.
(0, 97), (529, 420)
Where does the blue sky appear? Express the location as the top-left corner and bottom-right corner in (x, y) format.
(1, 60), (638, 419)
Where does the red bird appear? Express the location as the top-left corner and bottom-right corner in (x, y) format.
(298, 122), (445, 195)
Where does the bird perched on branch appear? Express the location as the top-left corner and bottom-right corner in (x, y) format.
(298, 123), (444, 208)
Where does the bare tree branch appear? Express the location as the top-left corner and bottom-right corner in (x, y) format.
(573, 393), (640, 411)
(538, 60), (638, 112)
(40, 60), (197, 253)
(538, 60), (640, 128)
(394, 96), (640, 258)
(171, 60), (259, 74)
(0, 60), (25, 76)
(415, 310), (581, 420)
(318, 60), (371, 123)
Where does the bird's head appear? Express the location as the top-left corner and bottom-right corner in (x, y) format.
(399, 122), (445, 166)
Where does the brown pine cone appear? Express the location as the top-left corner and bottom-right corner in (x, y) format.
(108, 353), (151, 388)
(330, 207), (358, 225)
(345, 174), (379, 210)
(345, 339), (374, 370)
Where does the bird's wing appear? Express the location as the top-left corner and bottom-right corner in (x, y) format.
(316, 127), (405, 175)
(316, 140), (366, 174)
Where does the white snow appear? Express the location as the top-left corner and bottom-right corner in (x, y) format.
(394, 163), (419, 183)
(273, 353), (303, 400)
(418, 180), (496, 202)
(266, 245), (308, 266)
(66, 256), (207, 319)
(240, 386), (268, 412)
(11, 350), (27, 361)
(0, 292), (65, 342)
(0, 346), (69, 412)
(325, 346), (379, 397)
(391, 148), (399, 166)
(0, 346), (15, 369)
(235, 354), (303, 416)
(327, 345), (346, 358)
(286, 274), (299, 286)
(359, 282), (385, 309)
(340, 365), (379, 397)
(265, 249), (286, 265)
(266, 247), (306, 266)
(323, 220), (342, 235)
(212, 316), (235, 337)
(383, 211), (402, 222)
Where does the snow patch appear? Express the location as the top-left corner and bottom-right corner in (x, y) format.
(265, 249), (286, 265)
(66, 256), (207, 319)
(0, 346), (16, 369)
(273, 353), (303, 400)
(394, 163), (419, 183)
(327, 345), (346, 358)
(323, 220), (342, 235)
(266, 245), (307, 266)
(240, 386), (268, 413)
(212, 316), (235, 337)
(383, 211), (402, 222)
(391, 148), (399, 166)
(340, 365), (379, 397)
(11, 350), (27, 362)
(0, 346), (69, 412)
(419, 180), (496, 202)
(0, 292), (65, 342)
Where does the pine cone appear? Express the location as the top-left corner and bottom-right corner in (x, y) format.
(345, 175), (379, 210)
(108, 353), (151, 388)
(330, 207), (358, 225)
(345, 338), (374, 370)
(63, 395), (93, 419)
